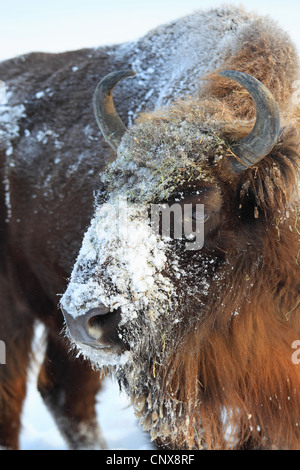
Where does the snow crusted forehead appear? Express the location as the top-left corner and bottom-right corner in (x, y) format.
(99, 108), (228, 204)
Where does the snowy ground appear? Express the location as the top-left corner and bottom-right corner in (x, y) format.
(20, 325), (153, 450)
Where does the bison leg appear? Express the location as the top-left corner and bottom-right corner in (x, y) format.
(0, 285), (34, 450)
(37, 333), (106, 449)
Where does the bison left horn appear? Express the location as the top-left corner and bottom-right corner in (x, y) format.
(219, 70), (280, 173)
(93, 69), (136, 152)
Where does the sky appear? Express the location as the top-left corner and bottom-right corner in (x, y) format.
(0, 0), (300, 61)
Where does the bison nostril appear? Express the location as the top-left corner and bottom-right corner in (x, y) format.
(83, 306), (110, 339)
(62, 305), (124, 350)
(86, 314), (108, 339)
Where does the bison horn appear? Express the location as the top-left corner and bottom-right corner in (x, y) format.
(219, 70), (280, 173)
(93, 69), (136, 152)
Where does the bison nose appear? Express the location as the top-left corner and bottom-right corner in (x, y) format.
(62, 305), (112, 348)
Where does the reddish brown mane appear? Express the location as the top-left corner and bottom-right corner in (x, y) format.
(137, 36), (300, 447)
(162, 213), (299, 449)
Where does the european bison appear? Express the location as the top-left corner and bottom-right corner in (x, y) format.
(1, 6), (300, 449)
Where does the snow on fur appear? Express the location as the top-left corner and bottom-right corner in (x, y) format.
(0, 88), (25, 221)
(114, 5), (258, 118)
(60, 195), (177, 367)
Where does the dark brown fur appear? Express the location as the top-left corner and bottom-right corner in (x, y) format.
(0, 49), (121, 450)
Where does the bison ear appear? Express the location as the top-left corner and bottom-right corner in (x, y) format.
(219, 71), (280, 174)
(93, 70), (136, 153)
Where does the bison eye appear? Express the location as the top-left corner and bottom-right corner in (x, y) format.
(192, 210), (209, 222)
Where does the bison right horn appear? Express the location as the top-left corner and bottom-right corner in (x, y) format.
(93, 69), (136, 153)
(219, 70), (280, 174)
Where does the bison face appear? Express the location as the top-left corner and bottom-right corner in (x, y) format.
(60, 69), (282, 441)
(60, 93), (230, 368)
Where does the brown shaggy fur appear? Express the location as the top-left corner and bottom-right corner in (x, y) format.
(203, 19), (300, 120)
(161, 210), (300, 449)
(136, 21), (300, 450)
(139, 117), (300, 448)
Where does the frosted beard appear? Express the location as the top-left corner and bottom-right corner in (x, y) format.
(60, 194), (180, 367)
(60, 195), (184, 441)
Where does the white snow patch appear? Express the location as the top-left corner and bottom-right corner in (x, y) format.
(36, 128), (53, 143)
(34, 127), (63, 149)
(35, 91), (45, 99)
(112, 6), (257, 120)
(0, 90), (26, 222)
(60, 195), (177, 368)
(20, 325), (152, 450)
(62, 198), (173, 312)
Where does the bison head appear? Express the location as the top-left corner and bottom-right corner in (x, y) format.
(60, 69), (297, 446)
